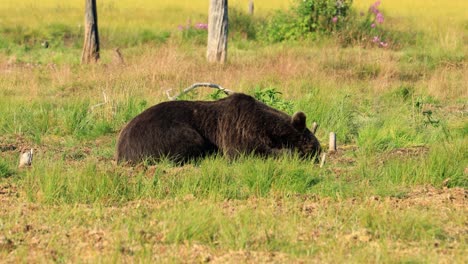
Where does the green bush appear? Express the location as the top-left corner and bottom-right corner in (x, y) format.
(253, 87), (294, 114)
(337, 1), (420, 49)
(295, 0), (353, 32)
(208, 87), (294, 113)
(259, 0), (353, 42)
(259, 11), (302, 42)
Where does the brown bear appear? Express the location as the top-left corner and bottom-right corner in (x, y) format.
(116, 93), (321, 164)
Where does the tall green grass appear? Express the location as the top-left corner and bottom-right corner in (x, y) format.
(1, 78), (464, 205)
(18, 134), (466, 205)
(0, 97), (148, 142)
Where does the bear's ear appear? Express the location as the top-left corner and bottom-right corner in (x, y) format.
(291, 112), (307, 131)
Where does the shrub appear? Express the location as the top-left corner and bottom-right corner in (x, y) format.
(208, 87), (294, 114)
(259, 0), (353, 42)
(350, 1), (389, 48)
(259, 11), (302, 42)
(253, 87), (294, 114)
(337, 1), (417, 49)
(295, 0), (353, 33)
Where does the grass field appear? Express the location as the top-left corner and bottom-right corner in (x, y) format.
(0, 0), (467, 262)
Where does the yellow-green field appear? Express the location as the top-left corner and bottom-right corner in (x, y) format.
(0, 0), (286, 30)
(1, 0), (466, 30)
(354, 0), (467, 20)
(0, 0), (467, 263)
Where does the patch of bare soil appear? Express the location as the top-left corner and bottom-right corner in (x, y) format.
(0, 144), (17, 152)
(424, 103), (467, 116)
(209, 248), (301, 264)
(122, 243), (304, 264)
(387, 185), (466, 209)
(324, 145), (358, 176)
(0, 180), (465, 263)
(0, 135), (33, 158)
(299, 185), (466, 214)
(326, 145), (430, 164)
(386, 146), (430, 159)
(0, 183), (17, 206)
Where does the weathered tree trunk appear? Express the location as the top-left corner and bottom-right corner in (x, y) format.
(207, 0), (228, 64)
(81, 0), (100, 64)
(248, 0), (254, 15)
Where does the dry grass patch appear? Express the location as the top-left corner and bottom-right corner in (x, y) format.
(0, 182), (466, 263)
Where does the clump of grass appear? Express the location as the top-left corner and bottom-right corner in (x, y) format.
(160, 201), (301, 252)
(23, 158), (133, 204)
(0, 96), (151, 143)
(0, 160), (14, 178)
(20, 153), (325, 204)
(147, 154), (323, 200)
(295, 89), (358, 144)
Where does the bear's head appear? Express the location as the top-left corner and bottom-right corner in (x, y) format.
(291, 112), (322, 160)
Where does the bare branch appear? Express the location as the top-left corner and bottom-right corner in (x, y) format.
(166, 83), (235, 100)
(90, 91), (109, 111)
(165, 89), (174, 100)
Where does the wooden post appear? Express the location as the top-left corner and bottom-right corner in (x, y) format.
(248, 0), (254, 15)
(329, 132), (337, 153)
(81, 0), (100, 64)
(207, 0), (228, 64)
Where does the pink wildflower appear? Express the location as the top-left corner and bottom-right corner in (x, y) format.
(332, 16), (338, 23)
(195, 23), (208, 30)
(380, 41), (388, 47)
(373, 36), (380, 43)
(376, 12), (384, 24)
(369, 1), (381, 15)
(371, 23), (376, 28)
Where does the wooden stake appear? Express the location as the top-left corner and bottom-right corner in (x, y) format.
(312, 122), (318, 134)
(329, 132), (336, 153)
(319, 153), (326, 168)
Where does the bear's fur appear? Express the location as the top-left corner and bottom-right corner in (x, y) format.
(116, 93), (321, 164)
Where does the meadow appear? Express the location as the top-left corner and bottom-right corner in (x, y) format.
(0, 0), (467, 262)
